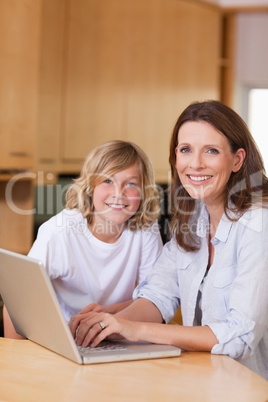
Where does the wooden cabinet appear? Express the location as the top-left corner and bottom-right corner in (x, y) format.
(0, 0), (42, 171)
(38, 0), (222, 181)
(0, 0), (41, 253)
(0, 0), (222, 255)
(35, 0), (65, 175)
(121, 0), (221, 182)
(0, 175), (34, 254)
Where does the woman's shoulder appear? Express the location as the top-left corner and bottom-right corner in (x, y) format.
(238, 204), (268, 232)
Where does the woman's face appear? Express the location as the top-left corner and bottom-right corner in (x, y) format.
(175, 121), (245, 208)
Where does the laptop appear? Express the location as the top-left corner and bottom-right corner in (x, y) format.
(0, 248), (181, 364)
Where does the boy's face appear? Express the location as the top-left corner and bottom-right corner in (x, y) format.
(92, 163), (142, 230)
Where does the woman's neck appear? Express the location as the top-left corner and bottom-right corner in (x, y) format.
(206, 203), (224, 270)
(205, 202), (225, 239)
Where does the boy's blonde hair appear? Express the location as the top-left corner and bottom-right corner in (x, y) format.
(65, 140), (161, 229)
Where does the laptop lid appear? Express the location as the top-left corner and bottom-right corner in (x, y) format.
(0, 248), (83, 363)
(0, 248), (181, 364)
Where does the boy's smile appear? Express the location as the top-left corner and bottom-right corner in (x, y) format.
(91, 163), (141, 240)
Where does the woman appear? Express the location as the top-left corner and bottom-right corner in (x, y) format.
(69, 101), (268, 380)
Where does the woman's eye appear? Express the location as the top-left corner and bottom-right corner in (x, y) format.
(104, 179), (112, 184)
(179, 147), (190, 153)
(127, 182), (137, 187)
(207, 148), (219, 154)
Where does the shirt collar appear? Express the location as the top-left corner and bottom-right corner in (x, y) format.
(215, 214), (233, 243)
(196, 202), (233, 243)
(196, 203), (209, 238)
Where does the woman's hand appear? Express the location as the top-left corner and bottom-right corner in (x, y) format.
(68, 298), (219, 352)
(68, 299), (165, 348)
(69, 311), (142, 347)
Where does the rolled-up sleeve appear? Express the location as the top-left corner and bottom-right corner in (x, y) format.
(133, 239), (181, 323)
(136, 221), (163, 284)
(208, 318), (256, 359)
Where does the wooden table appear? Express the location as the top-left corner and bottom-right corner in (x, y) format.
(0, 338), (268, 401)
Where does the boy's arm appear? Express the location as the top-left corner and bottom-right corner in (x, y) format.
(3, 305), (25, 340)
(77, 299), (134, 315)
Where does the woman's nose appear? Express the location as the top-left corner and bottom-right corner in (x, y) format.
(190, 152), (204, 169)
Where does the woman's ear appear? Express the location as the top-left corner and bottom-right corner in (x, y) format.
(232, 148), (246, 173)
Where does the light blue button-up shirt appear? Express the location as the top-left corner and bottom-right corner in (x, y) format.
(133, 204), (268, 379)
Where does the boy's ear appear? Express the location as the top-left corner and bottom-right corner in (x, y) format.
(232, 148), (246, 173)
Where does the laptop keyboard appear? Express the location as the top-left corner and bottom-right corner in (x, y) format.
(78, 341), (127, 356)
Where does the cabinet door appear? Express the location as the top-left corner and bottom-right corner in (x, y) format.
(60, 0), (221, 180)
(124, 0), (221, 182)
(0, 177), (34, 254)
(0, 0), (41, 171)
(61, 0), (126, 170)
(36, 0), (65, 174)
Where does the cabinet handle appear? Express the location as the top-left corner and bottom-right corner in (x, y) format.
(9, 152), (31, 157)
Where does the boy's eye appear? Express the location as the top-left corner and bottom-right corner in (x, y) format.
(104, 179), (112, 184)
(127, 182), (137, 187)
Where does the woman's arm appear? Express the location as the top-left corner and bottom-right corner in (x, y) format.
(69, 298), (218, 350)
(116, 298), (164, 322)
(69, 298), (163, 340)
(136, 221), (163, 284)
(136, 322), (218, 352)
(207, 208), (268, 360)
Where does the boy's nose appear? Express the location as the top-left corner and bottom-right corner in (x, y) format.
(113, 184), (125, 198)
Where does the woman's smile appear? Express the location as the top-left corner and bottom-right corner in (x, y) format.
(176, 121), (245, 208)
(187, 174), (213, 183)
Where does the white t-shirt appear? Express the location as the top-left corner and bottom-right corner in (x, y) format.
(29, 209), (163, 322)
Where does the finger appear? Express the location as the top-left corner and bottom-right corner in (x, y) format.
(75, 315), (105, 346)
(68, 315), (82, 338)
(75, 322), (98, 346)
(81, 322), (106, 347)
(85, 316), (121, 347)
(90, 318), (139, 346)
(69, 311), (97, 338)
(77, 313), (113, 346)
(78, 303), (95, 314)
(89, 330), (108, 348)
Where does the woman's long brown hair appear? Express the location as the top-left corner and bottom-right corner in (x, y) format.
(169, 100), (268, 252)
